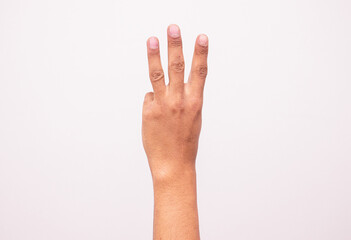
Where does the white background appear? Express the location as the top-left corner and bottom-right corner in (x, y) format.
(0, 0), (350, 239)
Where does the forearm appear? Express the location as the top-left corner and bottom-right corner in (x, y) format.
(152, 165), (200, 240)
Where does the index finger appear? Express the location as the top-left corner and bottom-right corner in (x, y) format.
(147, 36), (166, 99)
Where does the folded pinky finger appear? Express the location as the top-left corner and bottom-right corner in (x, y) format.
(144, 91), (154, 103)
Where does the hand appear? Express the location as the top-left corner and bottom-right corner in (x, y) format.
(142, 24), (209, 181)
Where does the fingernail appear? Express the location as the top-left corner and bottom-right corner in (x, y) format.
(198, 34), (208, 46)
(169, 25), (180, 38)
(149, 37), (158, 49)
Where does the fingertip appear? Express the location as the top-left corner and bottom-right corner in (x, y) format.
(147, 36), (159, 50)
(197, 34), (208, 47)
(167, 24), (181, 38)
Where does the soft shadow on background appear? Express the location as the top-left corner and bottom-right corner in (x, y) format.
(0, 0), (350, 239)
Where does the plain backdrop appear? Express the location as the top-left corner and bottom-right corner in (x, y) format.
(0, 0), (350, 239)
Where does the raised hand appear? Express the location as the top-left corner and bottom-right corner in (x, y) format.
(142, 24), (208, 240)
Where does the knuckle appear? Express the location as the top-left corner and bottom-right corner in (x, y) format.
(196, 45), (208, 55)
(170, 58), (185, 72)
(143, 106), (162, 120)
(188, 98), (203, 113)
(195, 64), (208, 78)
(150, 70), (164, 82)
(169, 99), (185, 112)
(148, 48), (160, 56)
(169, 37), (182, 47)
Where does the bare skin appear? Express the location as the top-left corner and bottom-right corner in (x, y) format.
(142, 24), (208, 240)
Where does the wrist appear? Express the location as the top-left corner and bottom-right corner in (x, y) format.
(152, 163), (198, 209)
(151, 163), (197, 188)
